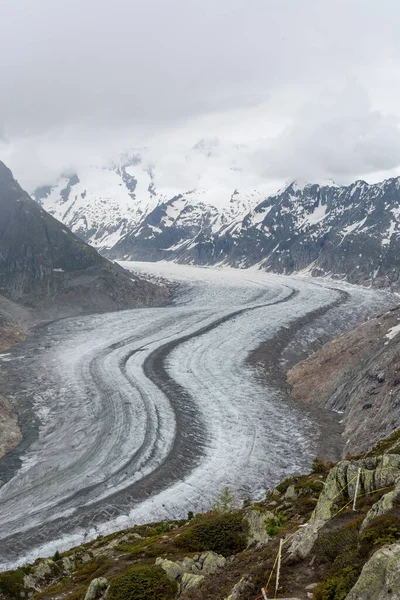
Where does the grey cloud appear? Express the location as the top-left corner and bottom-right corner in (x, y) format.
(1, 0), (400, 186)
(252, 81), (400, 184)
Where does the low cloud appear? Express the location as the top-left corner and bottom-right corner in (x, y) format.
(253, 81), (400, 184)
(1, 0), (400, 189)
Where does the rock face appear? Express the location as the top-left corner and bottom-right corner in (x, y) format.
(156, 551), (226, 593)
(288, 306), (400, 455)
(0, 161), (168, 319)
(345, 544), (400, 600)
(244, 508), (274, 546)
(289, 454), (400, 559)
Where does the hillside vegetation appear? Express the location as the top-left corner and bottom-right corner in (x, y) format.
(1, 432), (399, 600)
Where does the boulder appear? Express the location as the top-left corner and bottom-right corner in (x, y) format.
(155, 557), (183, 581)
(200, 551), (226, 574)
(84, 577), (109, 600)
(224, 575), (254, 600)
(33, 559), (57, 582)
(345, 544), (400, 599)
(361, 485), (400, 531)
(61, 556), (75, 574)
(180, 573), (205, 590)
(24, 558), (60, 590)
(156, 550), (226, 594)
(180, 556), (201, 574)
(244, 509), (274, 546)
(284, 485), (298, 501)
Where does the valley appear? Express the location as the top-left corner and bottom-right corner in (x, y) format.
(0, 263), (395, 570)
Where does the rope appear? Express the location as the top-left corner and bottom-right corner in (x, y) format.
(252, 465), (399, 600)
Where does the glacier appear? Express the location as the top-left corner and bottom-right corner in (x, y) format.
(0, 263), (395, 569)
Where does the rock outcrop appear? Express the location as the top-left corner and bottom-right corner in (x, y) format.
(156, 551), (226, 593)
(84, 577), (109, 600)
(289, 454), (400, 559)
(244, 508), (274, 547)
(224, 575), (255, 600)
(345, 543), (400, 600)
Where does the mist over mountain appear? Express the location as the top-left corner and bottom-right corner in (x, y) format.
(34, 149), (400, 289)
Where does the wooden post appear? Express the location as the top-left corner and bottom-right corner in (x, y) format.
(261, 588), (268, 600)
(353, 467), (362, 511)
(275, 539), (283, 597)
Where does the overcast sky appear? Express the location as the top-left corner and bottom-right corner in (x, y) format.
(1, 0), (400, 191)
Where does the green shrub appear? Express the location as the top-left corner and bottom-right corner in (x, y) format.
(212, 487), (237, 513)
(275, 476), (297, 494)
(313, 567), (360, 600)
(295, 479), (325, 495)
(176, 513), (247, 556)
(75, 555), (111, 584)
(265, 513), (287, 536)
(360, 515), (400, 554)
(153, 522), (173, 535)
(0, 569), (26, 599)
(107, 566), (177, 600)
(313, 519), (360, 564)
(292, 496), (318, 517)
(312, 457), (327, 474)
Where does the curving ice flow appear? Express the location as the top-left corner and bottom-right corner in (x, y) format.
(0, 263), (395, 569)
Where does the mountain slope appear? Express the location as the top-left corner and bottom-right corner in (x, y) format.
(0, 161), (168, 320)
(288, 304), (400, 455)
(109, 178), (400, 288)
(33, 153), (400, 288)
(33, 150), (270, 252)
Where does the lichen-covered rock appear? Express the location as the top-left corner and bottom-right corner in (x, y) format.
(23, 558), (61, 593)
(345, 544), (400, 599)
(156, 550), (226, 595)
(84, 577), (109, 600)
(289, 455), (400, 559)
(200, 551), (226, 574)
(180, 557), (199, 574)
(361, 485), (400, 531)
(181, 573), (205, 590)
(244, 509), (274, 546)
(33, 559), (57, 582)
(284, 485), (298, 501)
(61, 556), (75, 574)
(224, 575), (254, 600)
(155, 557), (183, 581)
